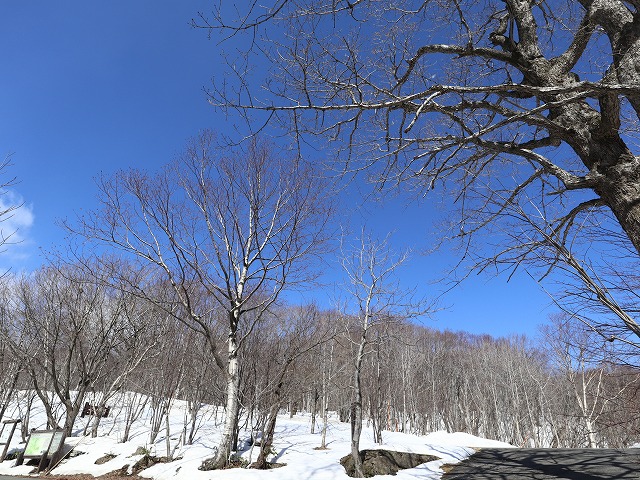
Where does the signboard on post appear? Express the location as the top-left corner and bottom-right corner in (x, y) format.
(23, 430), (64, 458)
(15, 429), (66, 472)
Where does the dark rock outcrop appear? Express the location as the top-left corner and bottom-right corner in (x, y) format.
(340, 449), (439, 477)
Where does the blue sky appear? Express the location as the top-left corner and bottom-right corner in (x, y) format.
(0, 1), (553, 338)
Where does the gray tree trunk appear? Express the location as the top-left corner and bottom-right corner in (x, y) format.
(350, 337), (366, 478)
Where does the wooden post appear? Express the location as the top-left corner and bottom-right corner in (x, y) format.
(0, 419), (21, 461)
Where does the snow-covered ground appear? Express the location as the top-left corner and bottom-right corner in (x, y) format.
(0, 394), (513, 479)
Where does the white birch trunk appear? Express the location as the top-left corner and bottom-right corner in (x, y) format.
(209, 326), (241, 468)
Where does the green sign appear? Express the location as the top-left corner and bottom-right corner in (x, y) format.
(23, 430), (64, 458)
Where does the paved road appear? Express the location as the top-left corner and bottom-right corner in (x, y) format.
(443, 448), (640, 479)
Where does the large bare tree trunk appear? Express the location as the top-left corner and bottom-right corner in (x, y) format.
(208, 331), (241, 469)
(595, 168), (640, 256)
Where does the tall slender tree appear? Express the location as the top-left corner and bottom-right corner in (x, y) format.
(73, 132), (333, 468)
(340, 232), (427, 477)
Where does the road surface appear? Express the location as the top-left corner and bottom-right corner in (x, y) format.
(443, 448), (640, 479)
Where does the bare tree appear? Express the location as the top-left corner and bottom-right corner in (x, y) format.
(118, 391), (149, 444)
(7, 259), (133, 436)
(73, 262), (161, 438)
(248, 304), (328, 469)
(482, 195), (640, 355)
(198, 0), (640, 344)
(339, 232), (427, 477)
(0, 279), (23, 422)
(179, 329), (220, 446)
(542, 314), (639, 447)
(73, 132), (333, 469)
(142, 319), (187, 457)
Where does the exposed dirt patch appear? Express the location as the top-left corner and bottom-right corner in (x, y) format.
(340, 449), (439, 477)
(130, 454), (170, 474)
(439, 463), (457, 474)
(95, 454), (118, 465)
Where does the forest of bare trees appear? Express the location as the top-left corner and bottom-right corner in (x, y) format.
(1, 259), (639, 462)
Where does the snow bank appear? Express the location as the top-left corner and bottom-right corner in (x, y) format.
(0, 394), (512, 479)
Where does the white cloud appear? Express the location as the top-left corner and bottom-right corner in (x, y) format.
(0, 190), (35, 269)
(0, 190), (34, 242)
